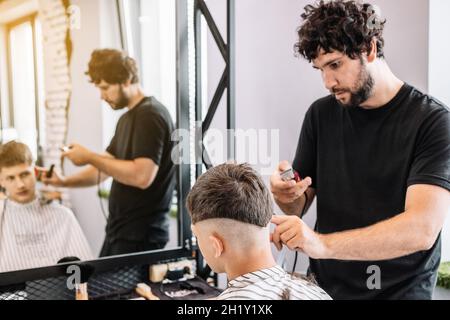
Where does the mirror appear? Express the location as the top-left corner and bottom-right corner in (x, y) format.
(0, 0), (181, 273)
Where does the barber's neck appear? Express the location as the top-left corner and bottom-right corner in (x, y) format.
(360, 59), (404, 110)
(127, 86), (146, 110)
(224, 244), (277, 281)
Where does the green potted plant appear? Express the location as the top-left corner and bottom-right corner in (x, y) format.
(438, 262), (450, 290)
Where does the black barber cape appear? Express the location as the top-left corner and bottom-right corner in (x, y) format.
(106, 97), (176, 245)
(293, 83), (450, 300)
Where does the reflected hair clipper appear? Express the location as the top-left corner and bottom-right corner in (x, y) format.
(280, 168), (301, 183)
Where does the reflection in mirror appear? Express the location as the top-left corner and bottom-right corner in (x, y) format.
(0, 0), (179, 273)
(0, 141), (94, 273)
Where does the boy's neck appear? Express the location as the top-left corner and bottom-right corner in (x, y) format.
(9, 195), (37, 205)
(225, 246), (277, 281)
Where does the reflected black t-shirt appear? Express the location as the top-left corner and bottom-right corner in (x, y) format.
(106, 97), (176, 244)
(293, 84), (450, 300)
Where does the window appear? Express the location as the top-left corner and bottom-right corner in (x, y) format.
(0, 15), (45, 160)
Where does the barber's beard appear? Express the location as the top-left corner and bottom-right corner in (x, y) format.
(334, 61), (375, 109)
(109, 87), (130, 110)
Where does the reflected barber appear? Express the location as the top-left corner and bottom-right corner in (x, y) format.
(270, 1), (450, 299)
(42, 49), (176, 257)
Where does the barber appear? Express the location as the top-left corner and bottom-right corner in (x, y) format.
(42, 49), (176, 257)
(270, 1), (450, 300)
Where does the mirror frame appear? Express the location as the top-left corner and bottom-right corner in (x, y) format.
(0, 0), (193, 288)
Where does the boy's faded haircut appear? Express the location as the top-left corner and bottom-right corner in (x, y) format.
(186, 163), (273, 227)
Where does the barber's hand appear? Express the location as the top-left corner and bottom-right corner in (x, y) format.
(62, 143), (93, 167)
(270, 161), (312, 204)
(271, 215), (328, 260)
(37, 167), (67, 188)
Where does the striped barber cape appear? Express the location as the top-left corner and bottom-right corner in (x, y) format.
(0, 198), (94, 273)
(217, 265), (332, 300)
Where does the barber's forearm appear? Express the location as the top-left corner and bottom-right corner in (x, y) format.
(87, 153), (144, 189)
(64, 166), (101, 188)
(320, 211), (434, 261)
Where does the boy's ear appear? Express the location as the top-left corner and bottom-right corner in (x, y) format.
(209, 234), (224, 259)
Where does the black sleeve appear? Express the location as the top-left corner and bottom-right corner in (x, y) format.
(131, 110), (168, 166)
(292, 105), (317, 188)
(106, 131), (118, 157)
(407, 108), (450, 192)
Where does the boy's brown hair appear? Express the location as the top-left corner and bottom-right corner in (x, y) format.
(186, 163), (273, 227)
(0, 141), (33, 172)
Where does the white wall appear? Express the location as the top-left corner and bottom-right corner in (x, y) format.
(99, 0), (124, 150)
(429, 0), (450, 262)
(206, 0), (431, 273)
(380, 0), (429, 92)
(140, 0), (177, 121)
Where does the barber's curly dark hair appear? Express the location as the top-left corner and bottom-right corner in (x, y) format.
(86, 49), (139, 85)
(295, 0), (386, 62)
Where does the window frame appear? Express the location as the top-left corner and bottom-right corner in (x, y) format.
(4, 13), (43, 154)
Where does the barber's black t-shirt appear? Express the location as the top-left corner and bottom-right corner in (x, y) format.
(106, 97), (176, 244)
(293, 84), (450, 300)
